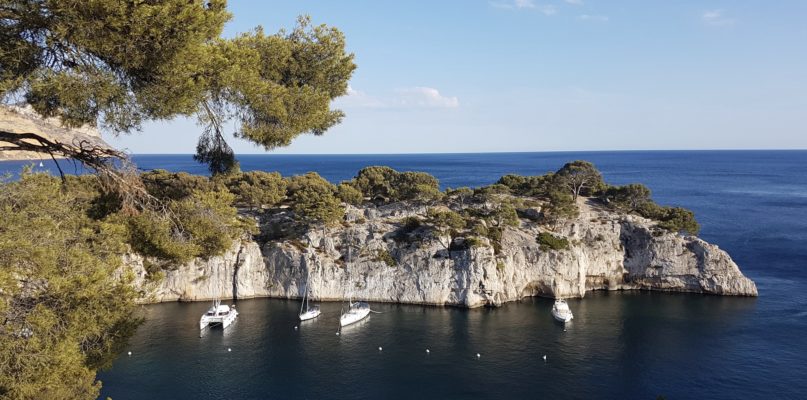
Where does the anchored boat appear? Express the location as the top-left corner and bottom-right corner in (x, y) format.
(551, 299), (573, 323)
(339, 299), (370, 327)
(299, 278), (321, 321)
(199, 299), (238, 330)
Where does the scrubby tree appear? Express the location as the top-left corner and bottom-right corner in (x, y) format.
(604, 183), (652, 212)
(286, 172), (344, 226)
(490, 202), (520, 228)
(0, 172), (139, 399)
(141, 170), (219, 201)
(656, 207), (700, 235)
(350, 167), (441, 203)
(351, 166), (398, 199)
(126, 189), (248, 264)
(193, 17), (356, 174)
(446, 186), (473, 207)
(224, 171), (286, 209)
(425, 208), (466, 251)
(554, 160), (604, 200)
(336, 182), (363, 205)
(396, 171), (442, 202)
(542, 191), (579, 226)
(496, 174), (528, 192)
(473, 183), (511, 203)
(1, 3), (355, 175)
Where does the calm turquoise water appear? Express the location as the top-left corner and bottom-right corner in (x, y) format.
(3, 151), (806, 399)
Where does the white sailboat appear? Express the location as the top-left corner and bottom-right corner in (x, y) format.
(340, 298), (370, 327)
(551, 299), (573, 323)
(299, 279), (321, 321)
(199, 299), (238, 330)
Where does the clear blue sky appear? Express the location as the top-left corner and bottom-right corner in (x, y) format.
(108, 0), (807, 154)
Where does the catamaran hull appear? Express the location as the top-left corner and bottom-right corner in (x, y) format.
(199, 310), (238, 330)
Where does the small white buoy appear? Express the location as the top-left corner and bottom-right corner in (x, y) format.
(378, 346), (383, 351)
(294, 326), (298, 330)
(228, 348), (232, 352)
(426, 349), (430, 354)
(542, 355), (547, 361)
(476, 353), (481, 359)
(127, 351), (132, 356)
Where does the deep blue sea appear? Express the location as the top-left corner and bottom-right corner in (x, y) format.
(2, 151), (806, 399)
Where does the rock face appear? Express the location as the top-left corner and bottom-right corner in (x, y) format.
(0, 105), (112, 160)
(130, 199), (757, 306)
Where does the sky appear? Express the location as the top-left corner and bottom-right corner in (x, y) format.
(108, 0), (807, 154)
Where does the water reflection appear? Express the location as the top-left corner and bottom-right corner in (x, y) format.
(99, 293), (774, 400)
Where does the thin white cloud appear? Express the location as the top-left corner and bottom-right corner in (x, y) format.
(538, 5), (557, 15)
(340, 86), (386, 108)
(514, 0), (535, 8)
(564, 0), (584, 5)
(702, 9), (735, 26)
(395, 87), (459, 108)
(578, 14), (609, 22)
(490, 0), (556, 15)
(338, 86), (459, 109)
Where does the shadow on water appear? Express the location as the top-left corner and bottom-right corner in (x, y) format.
(97, 292), (779, 400)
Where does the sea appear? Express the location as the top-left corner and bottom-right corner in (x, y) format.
(1, 151), (806, 399)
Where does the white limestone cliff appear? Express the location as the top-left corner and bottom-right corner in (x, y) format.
(129, 198), (757, 306)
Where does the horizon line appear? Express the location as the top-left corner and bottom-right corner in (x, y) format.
(125, 148), (807, 156)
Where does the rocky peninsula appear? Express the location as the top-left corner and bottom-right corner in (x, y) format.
(129, 168), (758, 307)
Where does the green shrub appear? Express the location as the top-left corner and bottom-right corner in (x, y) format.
(350, 166), (441, 203)
(471, 222), (489, 237)
(486, 226), (503, 255)
(286, 172), (344, 226)
(141, 169), (218, 200)
(542, 190), (579, 225)
(374, 249), (397, 266)
(602, 183), (652, 212)
(496, 173), (555, 197)
(465, 236), (485, 248)
(0, 172), (140, 398)
(170, 190), (245, 258)
(336, 182), (364, 205)
(473, 183), (510, 200)
(396, 171), (442, 202)
(656, 207), (700, 235)
(537, 232), (570, 251)
(126, 189), (248, 264)
(351, 166), (398, 199)
(126, 210), (200, 264)
(426, 208), (466, 250)
(224, 170), (286, 209)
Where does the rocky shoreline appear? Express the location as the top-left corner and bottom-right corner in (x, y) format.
(130, 197), (757, 307)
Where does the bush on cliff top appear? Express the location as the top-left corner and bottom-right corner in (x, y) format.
(286, 172), (345, 226)
(537, 231), (570, 251)
(350, 166), (441, 203)
(223, 171), (287, 209)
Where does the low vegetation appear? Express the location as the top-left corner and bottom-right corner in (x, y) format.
(0, 159), (698, 398)
(537, 232), (571, 251)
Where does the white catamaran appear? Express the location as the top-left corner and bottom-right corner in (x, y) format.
(299, 279), (321, 321)
(339, 298), (370, 327)
(551, 299), (574, 323)
(199, 299), (238, 330)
